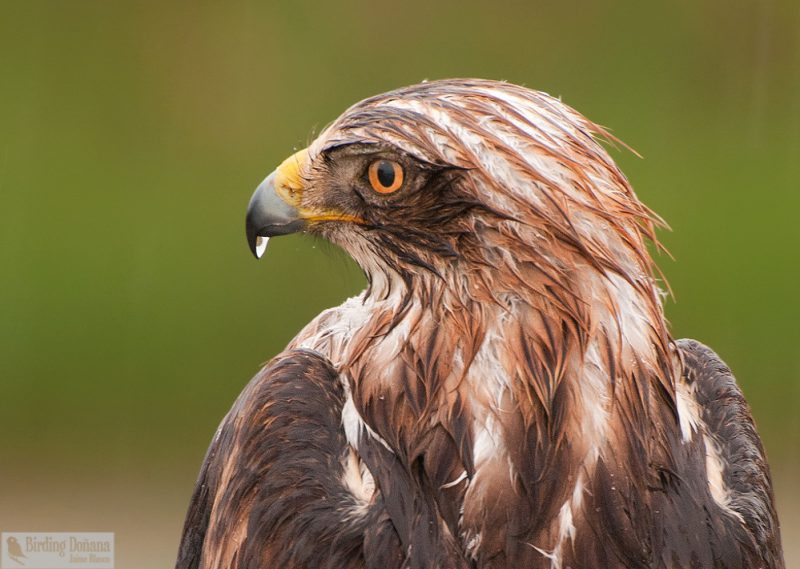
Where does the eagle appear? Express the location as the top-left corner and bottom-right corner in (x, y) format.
(176, 79), (783, 569)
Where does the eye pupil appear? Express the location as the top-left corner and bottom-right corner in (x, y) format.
(376, 161), (395, 187)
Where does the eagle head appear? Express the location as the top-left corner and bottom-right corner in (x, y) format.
(246, 79), (669, 357)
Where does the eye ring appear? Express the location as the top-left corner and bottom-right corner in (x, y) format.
(368, 160), (404, 194)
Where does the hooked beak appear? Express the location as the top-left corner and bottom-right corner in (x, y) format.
(245, 147), (366, 259)
(245, 172), (305, 258)
(245, 149), (308, 259)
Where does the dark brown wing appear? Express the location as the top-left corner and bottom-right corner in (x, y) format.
(175, 417), (227, 569)
(677, 338), (784, 568)
(175, 349), (405, 569)
(566, 339), (784, 569)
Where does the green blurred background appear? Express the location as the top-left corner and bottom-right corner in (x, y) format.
(1, 1), (798, 566)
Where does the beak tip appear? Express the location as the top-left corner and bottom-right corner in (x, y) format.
(245, 223), (260, 259)
(245, 171), (303, 259)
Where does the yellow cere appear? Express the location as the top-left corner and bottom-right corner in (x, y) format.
(274, 148), (309, 206)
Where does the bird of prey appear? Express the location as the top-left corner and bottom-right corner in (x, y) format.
(176, 79), (783, 569)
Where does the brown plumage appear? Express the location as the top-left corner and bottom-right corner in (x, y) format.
(177, 79), (783, 568)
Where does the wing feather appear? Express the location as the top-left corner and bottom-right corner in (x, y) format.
(678, 338), (784, 568)
(175, 349), (403, 569)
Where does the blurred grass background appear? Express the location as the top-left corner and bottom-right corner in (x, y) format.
(1, 1), (798, 566)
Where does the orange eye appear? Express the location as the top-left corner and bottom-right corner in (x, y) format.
(368, 160), (404, 194)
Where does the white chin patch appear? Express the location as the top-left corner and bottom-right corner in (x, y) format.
(255, 236), (269, 259)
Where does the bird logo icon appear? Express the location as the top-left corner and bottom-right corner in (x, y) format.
(5, 536), (26, 565)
